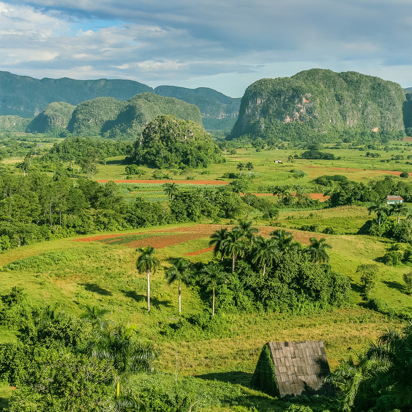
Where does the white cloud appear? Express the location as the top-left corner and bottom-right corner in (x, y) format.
(0, 0), (412, 97)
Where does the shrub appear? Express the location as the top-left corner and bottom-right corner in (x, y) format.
(400, 171), (409, 178)
(403, 272), (412, 294)
(357, 264), (379, 297)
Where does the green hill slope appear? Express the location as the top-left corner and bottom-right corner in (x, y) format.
(0, 115), (31, 133)
(155, 86), (240, 130)
(26, 102), (75, 135)
(229, 69), (407, 141)
(0, 71), (153, 118)
(66, 93), (203, 138)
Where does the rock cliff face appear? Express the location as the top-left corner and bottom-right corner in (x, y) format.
(229, 69), (407, 140)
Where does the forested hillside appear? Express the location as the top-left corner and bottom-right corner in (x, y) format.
(66, 93), (202, 138)
(0, 115), (30, 133)
(229, 69), (408, 142)
(25, 102), (75, 135)
(155, 86), (240, 130)
(0, 71), (152, 118)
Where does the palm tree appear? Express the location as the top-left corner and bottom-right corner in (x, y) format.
(246, 162), (254, 177)
(165, 258), (192, 314)
(252, 236), (280, 276)
(163, 182), (179, 199)
(306, 237), (332, 263)
(200, 263), (228, 316)
(221, 229), (245, 272)
(367, 201), (391, 225)
(237, 162), (245, 176)
(288, 155), (294, 163)
(136, 246), (160, 313)
(270, 229), (294, 251)
(233, 218), (259, 244)
(209, 227), (229, 260)
(390, 203), (410, 224)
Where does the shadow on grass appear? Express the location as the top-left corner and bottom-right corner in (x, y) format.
(196, 371), (254, 388)
(105, 158), (126, 165)
(383, 280), (405, 293)
(121, 290), (172, 308)
(350, 282), (363, 295)
(83, 283), (112, 296)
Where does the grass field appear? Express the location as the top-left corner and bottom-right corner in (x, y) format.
(2, 139), (412, 410)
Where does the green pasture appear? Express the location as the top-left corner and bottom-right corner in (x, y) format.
(0, 212), (408, 372)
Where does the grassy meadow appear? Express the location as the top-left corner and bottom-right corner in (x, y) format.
(2, 138), (412, 410)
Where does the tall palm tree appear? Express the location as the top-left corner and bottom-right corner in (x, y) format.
(221, 229), (245, 272)
(390, 203), (410, 224)
(163, 182), (179, 199)
(237, 162), (245, 176)
(165, 258), (192, 314)
(367, 201), (391, 225)
(246, 162), (254, 177)
(136, 246), (160, 313)
(252, 236), (280, 276)
(200, 263), (228, 316)
(306, 237), (332, 264)
(233, 219), (259, 244)
(209, 227), (229, 260)
(269, 229), (294, 251)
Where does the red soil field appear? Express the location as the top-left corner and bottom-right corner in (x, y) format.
(184, 246), (214, 256)
(72, 224), (326, 249)
(96, 179), (229, 185)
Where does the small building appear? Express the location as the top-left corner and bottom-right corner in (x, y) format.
(274, 160), (282, 163)
(386, 195), (404, 204)
(251, 341), (334, 398)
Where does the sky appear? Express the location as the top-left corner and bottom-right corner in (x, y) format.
(0, 0), (412, 97)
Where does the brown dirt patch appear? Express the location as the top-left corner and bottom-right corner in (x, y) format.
(184, 246), (214, 256)
(96, 179), (229, 185)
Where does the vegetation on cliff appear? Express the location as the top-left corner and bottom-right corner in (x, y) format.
(229, 69), (407, 142)
(66, 93), (202, 139)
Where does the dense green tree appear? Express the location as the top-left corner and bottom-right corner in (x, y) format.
(252, 236), (279, 276)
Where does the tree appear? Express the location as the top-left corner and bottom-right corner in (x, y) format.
(200, 263), (228, 316)
(403, 272), (412, 294)
(252, 236), (280, 276)
(136, 246), (160, 313)
(221, 229), (246, 272)
(209, 227), (229, 260)
(390, 203), (410, 224)
(246, 162), (254, 177)
(163, 182), (179, 200)
(237, 162), (245, 176)
(270, 229), (295, 252)
(165, 258), (192, 313)
(356, 264), (378, 297)
(288, 155), (294, 163)
(233, 219), (259, 244)
(367, 201), (391, 225)
(306, 237), (332, 264)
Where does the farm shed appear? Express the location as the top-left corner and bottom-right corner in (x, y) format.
(251, 341), (334, 398)
(386, 195), (403, 204)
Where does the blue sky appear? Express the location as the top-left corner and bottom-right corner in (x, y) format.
(0, 0), (411, 97)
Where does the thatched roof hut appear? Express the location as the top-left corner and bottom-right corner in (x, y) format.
(251, 341), (334, 398)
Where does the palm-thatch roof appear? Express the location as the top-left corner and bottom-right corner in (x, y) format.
(251, 341), (334, 398)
